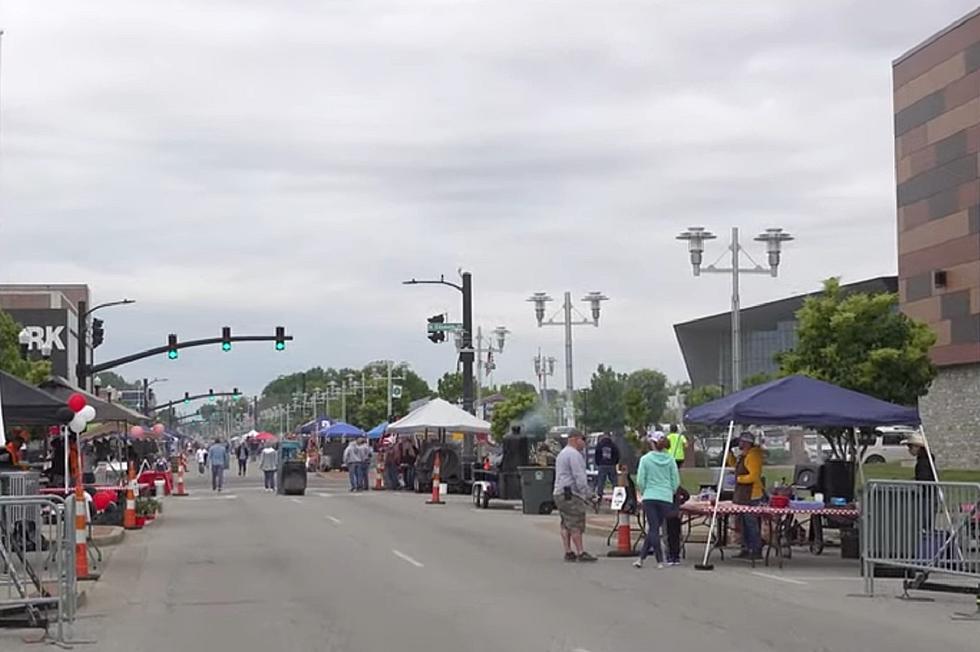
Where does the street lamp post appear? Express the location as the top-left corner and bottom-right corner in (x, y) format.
(372, 360), (406, 421)
(527, 291), (608, 427)
(533, 349), (557, 406)
(473, 325), (509, 417)
(76, 298), (135, 391)
(676, 226), (793, 392)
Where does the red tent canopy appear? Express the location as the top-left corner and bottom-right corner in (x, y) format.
(254, 432), (278, 442)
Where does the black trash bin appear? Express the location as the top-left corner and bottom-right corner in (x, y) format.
(517, 466), (555, 515)
(279, 460), (307, 495)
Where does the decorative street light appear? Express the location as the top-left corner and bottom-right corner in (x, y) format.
(527, 290), (608, 427)
(677, 225), (793, 392)
(533, 349), (557, 406)
(472, 325), (509, 417)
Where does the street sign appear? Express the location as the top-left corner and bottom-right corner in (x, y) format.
(427, 322), (464, 333)
(391, 385), (403, 399)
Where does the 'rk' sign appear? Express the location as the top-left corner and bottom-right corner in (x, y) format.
(21, 326), (66, 351)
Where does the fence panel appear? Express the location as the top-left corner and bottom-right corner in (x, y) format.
(863, 480), (980, 595)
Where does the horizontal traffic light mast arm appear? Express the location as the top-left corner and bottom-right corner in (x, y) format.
(402, 278), (463, 293)
(148, 391), (240, 413)
(90, 334), (294, 374)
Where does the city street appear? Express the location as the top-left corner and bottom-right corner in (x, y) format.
(3, 471), (977, 652)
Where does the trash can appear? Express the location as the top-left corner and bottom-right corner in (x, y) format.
(279, 460), (307, 495)
(517, 466), (556, 515)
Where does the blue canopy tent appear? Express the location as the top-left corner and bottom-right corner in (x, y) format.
(684, 375), (920, 428)
(319, 421), (364, 438)
(300, 417), (332, 435)
(684, 374), (922, 571)
(365, 422), (388, 440)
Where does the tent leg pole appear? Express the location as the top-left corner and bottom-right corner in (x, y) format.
(696, 420), (735, 571)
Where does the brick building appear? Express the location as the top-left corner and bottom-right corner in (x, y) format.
(894, 9), (980, 467)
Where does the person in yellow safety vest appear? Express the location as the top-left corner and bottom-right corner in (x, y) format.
(666, 425), (687, 468)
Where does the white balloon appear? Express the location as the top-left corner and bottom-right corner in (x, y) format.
(69, 415), (87, 433)
(79, 405), (96, 422)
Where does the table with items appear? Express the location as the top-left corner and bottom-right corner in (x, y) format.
(680, 500), (860, 568)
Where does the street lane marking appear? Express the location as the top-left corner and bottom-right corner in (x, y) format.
(392, 550), (424, 568)
(325, 515), (342, 525)
(185, 495), (238, 501)
(290, 498), (303, 504)
(751, 571), (807, 585)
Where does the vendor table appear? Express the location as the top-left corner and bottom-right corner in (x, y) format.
(680, 500), (860, 568)
(40, 483), (151, 497)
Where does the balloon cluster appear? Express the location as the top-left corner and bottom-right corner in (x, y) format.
(67, 393), (96, 434)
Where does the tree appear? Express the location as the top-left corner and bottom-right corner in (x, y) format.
(743, 372), (774, 388)
(623, 369), (669, 434)
(499, 381), (538, 398)
(0, 309), (50, 384)
(778, 277), (936, 405)
(93, 371), (138, 390)
(579, 364), (627, 433)
(437, 372), (463, 403)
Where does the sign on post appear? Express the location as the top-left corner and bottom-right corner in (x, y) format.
(610, 486), (627, 511)
(426, 322), (464, 333)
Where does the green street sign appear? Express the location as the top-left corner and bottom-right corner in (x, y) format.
(427, 322), (464, 333)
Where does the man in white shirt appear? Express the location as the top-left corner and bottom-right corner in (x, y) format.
(552, 430), (597, 562)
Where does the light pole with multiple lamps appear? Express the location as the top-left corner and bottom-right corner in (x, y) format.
(676, 226), (793, 392)
(470, 325), (509, 417)
(527, 291), (608, 427)
(533, 349), (557, 407)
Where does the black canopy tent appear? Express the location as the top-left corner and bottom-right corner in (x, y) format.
(39, 377), (148, 425)
(683, 375), (925, 570)
(0, 370), (71, 426)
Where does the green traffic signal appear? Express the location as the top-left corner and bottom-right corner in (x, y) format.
(275, 341), (285, 351)
(168, 350), (178, 360)
(222, 342), (232, 352)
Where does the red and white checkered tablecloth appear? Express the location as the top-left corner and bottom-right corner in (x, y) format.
(681, 500), (859, 519)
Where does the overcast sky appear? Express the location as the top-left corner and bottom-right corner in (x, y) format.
(0, 0), (975, 405)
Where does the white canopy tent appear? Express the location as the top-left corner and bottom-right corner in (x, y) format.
(386, 398), (491, 434)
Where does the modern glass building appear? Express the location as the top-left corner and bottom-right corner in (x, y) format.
(674, 277), (897, 391)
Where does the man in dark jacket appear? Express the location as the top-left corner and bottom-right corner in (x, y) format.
(593, 434), (620, 501)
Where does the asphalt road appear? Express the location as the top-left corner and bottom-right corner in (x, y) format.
(5, 471), (978, 652)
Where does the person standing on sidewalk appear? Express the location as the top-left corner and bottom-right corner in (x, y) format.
(593, 433), (620, 502)
(633, 431), (681, 569)
(236, 443), (249, 477)
(356, 438), (373, 491)
(731, 431), (765, 560)
(553, 431), (598, 563)
(259, 443), (278, 492)
(207, 438), (228, 492)
(666, 424), (688, 468)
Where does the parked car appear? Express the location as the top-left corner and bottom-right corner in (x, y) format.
(861, 426), (916, 464)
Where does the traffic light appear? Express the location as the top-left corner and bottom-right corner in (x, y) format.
(183, 392), (190, 406)
(427, 314), (445, 343)
(91, 318), (105, 349)
(232, 387), (240, 399)
(208, 388), (215, 402)
(275, 326), (286, 351)
(221, 326), (232, 352)
(167, 334), (178, 360)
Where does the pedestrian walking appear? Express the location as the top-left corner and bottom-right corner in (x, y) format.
(633, 431), (681, 569)
(343, 439), (359, 492)
(552, 430), (597, 562)
(237, 443), (249, 477)
(666, 424), (688, 468)
(593, 433), (619, 501)
(356, 438), (373, 491)
(259, 444), (278, 492)
(196, 446), (207, 474)
(207, 438), (228, 492)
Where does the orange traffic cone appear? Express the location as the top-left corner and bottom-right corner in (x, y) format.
(173, 455), (188, 497)
(73, 452), (99, 580)
(426, 451), (445, 505)
(607, 468), (637, 558)
(123, 463), (139, 530)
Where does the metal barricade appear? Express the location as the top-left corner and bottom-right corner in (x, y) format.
(863, 480), (980, 595)
(0, 494), (76, 644)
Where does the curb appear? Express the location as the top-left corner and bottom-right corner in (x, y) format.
(91, 527), (125, 547)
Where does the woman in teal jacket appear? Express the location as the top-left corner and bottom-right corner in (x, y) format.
(633, 431), (681, 568)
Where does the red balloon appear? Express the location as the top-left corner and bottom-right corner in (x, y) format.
(129, 425), (144, 438)
(67, 393), (87, 413)
(152, 423), (165, 435)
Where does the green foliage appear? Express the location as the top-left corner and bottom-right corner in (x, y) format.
(778, 277), (937, 406)
(623, 369), (669, 433)
(490, 391), (537, 439)
(743, 372), (774, 388)
(499, 381), (538, 398)
(0, 309), (50, 384)
(93, 371), (138, 390)
(578, 364), (627, 433)
(685, 385), (724, 409)
(437, 372), (463, 403)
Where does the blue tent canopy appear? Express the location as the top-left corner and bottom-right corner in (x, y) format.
(683, 375), (920, 428)
(300, 416), (332, 434)
(319, 421), (364, 438)
(365, 422), (388, 439)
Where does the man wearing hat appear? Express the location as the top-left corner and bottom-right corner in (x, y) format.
(552, 430), (598, 562)
(901, 432), (937, 482)
(732, 431), (765, 559)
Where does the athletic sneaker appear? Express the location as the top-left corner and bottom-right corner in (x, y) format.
(578, 552), (598, 562)
(564, 552), (577, 562)
(632, 559), (643, 569)
(667, 560), (681, 567)
(656, 563), (665, 569)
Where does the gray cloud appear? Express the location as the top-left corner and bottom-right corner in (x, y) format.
(1, 0), (975, 403)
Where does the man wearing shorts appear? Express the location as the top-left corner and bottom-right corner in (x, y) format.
(553, 430), (598, 562)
